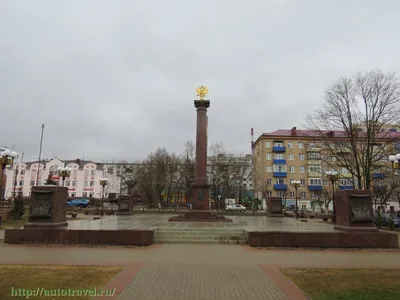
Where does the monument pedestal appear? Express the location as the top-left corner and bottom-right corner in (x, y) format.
(267, 197), (284, 217)
(116, 194), (134, 215)
(169, 210), (232, 222)
(333, 189), (378, 232)
(24, 186), (68, 229)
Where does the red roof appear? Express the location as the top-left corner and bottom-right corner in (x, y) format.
(262, 129), (400, 139)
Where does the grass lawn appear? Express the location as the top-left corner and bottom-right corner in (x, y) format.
(0, 218), (28, 229)
(282, 268), (400, 300)
(0, 265), (123, 300)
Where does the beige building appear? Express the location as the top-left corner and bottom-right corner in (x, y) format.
(252, 127), (400, 211)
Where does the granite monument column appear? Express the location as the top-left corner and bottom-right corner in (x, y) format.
(192, 86), (211, 210)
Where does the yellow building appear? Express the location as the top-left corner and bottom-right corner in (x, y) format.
(252, 127), (400, 210)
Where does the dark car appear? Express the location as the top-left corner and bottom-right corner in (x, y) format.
(66, 198), (89, 208)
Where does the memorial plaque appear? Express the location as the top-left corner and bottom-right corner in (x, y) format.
(196, 190), (205, 201)
(120, 203), (129, 210)
(349, 194), (372, 223)
(272, 203), (282, 212)
(30, 190), (53, 219)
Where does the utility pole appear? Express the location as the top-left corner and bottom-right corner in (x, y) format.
(36, 124), (45, 186)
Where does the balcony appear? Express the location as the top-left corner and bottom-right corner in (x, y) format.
(274, 184), (288, 190)
(273, 159), (286, 164)
(272, 146), (286, 153)
(273, 172), (287, 177)
(372, 173), (386, 180)
(340, 186), (354, 190)
(308, 185), (323, 191)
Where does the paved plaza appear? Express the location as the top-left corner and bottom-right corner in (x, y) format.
(66, 213), (336, 232)
(1, 214), (400, 299)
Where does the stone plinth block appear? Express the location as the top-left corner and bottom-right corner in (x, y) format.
(168, 211), (232, 222)
(24, 185), (68, 229)
(267, 197), (283, 217)
(117, 194), (134, 215)
(191, 184), (211, 211)
(333, 189), (378, 232)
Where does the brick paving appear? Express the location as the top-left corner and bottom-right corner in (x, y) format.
(1, 243), (400, 299)
(117, 263), (288, 300)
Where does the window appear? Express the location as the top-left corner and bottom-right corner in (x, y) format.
(266, 166), (273, 173)
(89, 193), (93, 198)
(300, 191), (306, 199)
(273, 165), (286, 172)
(341, 167), (349, 174)
(288, 154), (294, 160)
(90, 181), (95, 187)
(30, 180), (35, 186)
(84, 170), (89, 176)
(64, 181), (70, 187)
(265, 141), (271, 148)
(19, 180), (24, 186)
(300, 179), (306, 185)
(276, 179), (285, 185)
(300, 166), (305, 173)
(72, 170), (78, 176)
(37, 181), (42, 185)
(298, 142), (304, 148)
(266, 178), (272, 185)
(299, 154), (305, 160)
(83, 181), (88, 187)
(289, 166), (295, 173)
(308, 152), (321, 160)
(82, 192), (87, 197)
(289, 191), (295, 198)
(90, 170), (96, 176)
(309, 165), (321, 174)
(266, 190), (272, 198)
(274, 142), (284, 147)
(309, 178), (322, 186)
(20, 170), (25, 175)
(72, 181), (77, 187)
(274, 154), (284, 159)
(266, 154), (272, 160)
(287, 142), (293, 148)
(340, 179), (353, 186)
(277, 191), (286, 198)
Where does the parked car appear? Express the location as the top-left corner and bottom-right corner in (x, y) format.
(226, 204), (246, 212)
(373, 213), (400, 228)
(66, 198), (89, 208)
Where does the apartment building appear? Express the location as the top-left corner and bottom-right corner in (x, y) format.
(252, 127), (400, 211)
(4, 157), (121, 199)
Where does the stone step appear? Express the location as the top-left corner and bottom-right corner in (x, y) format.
(155, 235), (246, 241)
(156, 228), (244, 232)
(156, 231), (245, 236)
(155, 239), (247, 245)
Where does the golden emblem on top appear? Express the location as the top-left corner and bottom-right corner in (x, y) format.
(196, 85), (208, 100)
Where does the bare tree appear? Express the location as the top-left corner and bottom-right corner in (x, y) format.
(305, 70), (400, 189)
(179, 141), (195, 203)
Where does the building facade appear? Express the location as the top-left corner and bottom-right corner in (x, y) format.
(252, 127), (400, 211)
(4, 157), (121, 199)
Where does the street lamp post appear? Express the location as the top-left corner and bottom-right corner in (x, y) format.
(99, 177), (109, 216)
(57, 166), (72, 186)
(388, 153), (400, 173)
(326, 170), (339, 224)
(0, 149), (18, 200)
(292, 180), (301, 219)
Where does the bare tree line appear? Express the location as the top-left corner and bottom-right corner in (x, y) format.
(122, 141), (252, 209)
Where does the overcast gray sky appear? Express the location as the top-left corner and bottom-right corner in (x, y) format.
(1, 0), (399, 162)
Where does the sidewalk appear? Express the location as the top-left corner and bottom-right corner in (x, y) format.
(1, 243), (400, 300)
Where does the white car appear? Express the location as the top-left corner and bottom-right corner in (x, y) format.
(226, 204), (246, 212)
